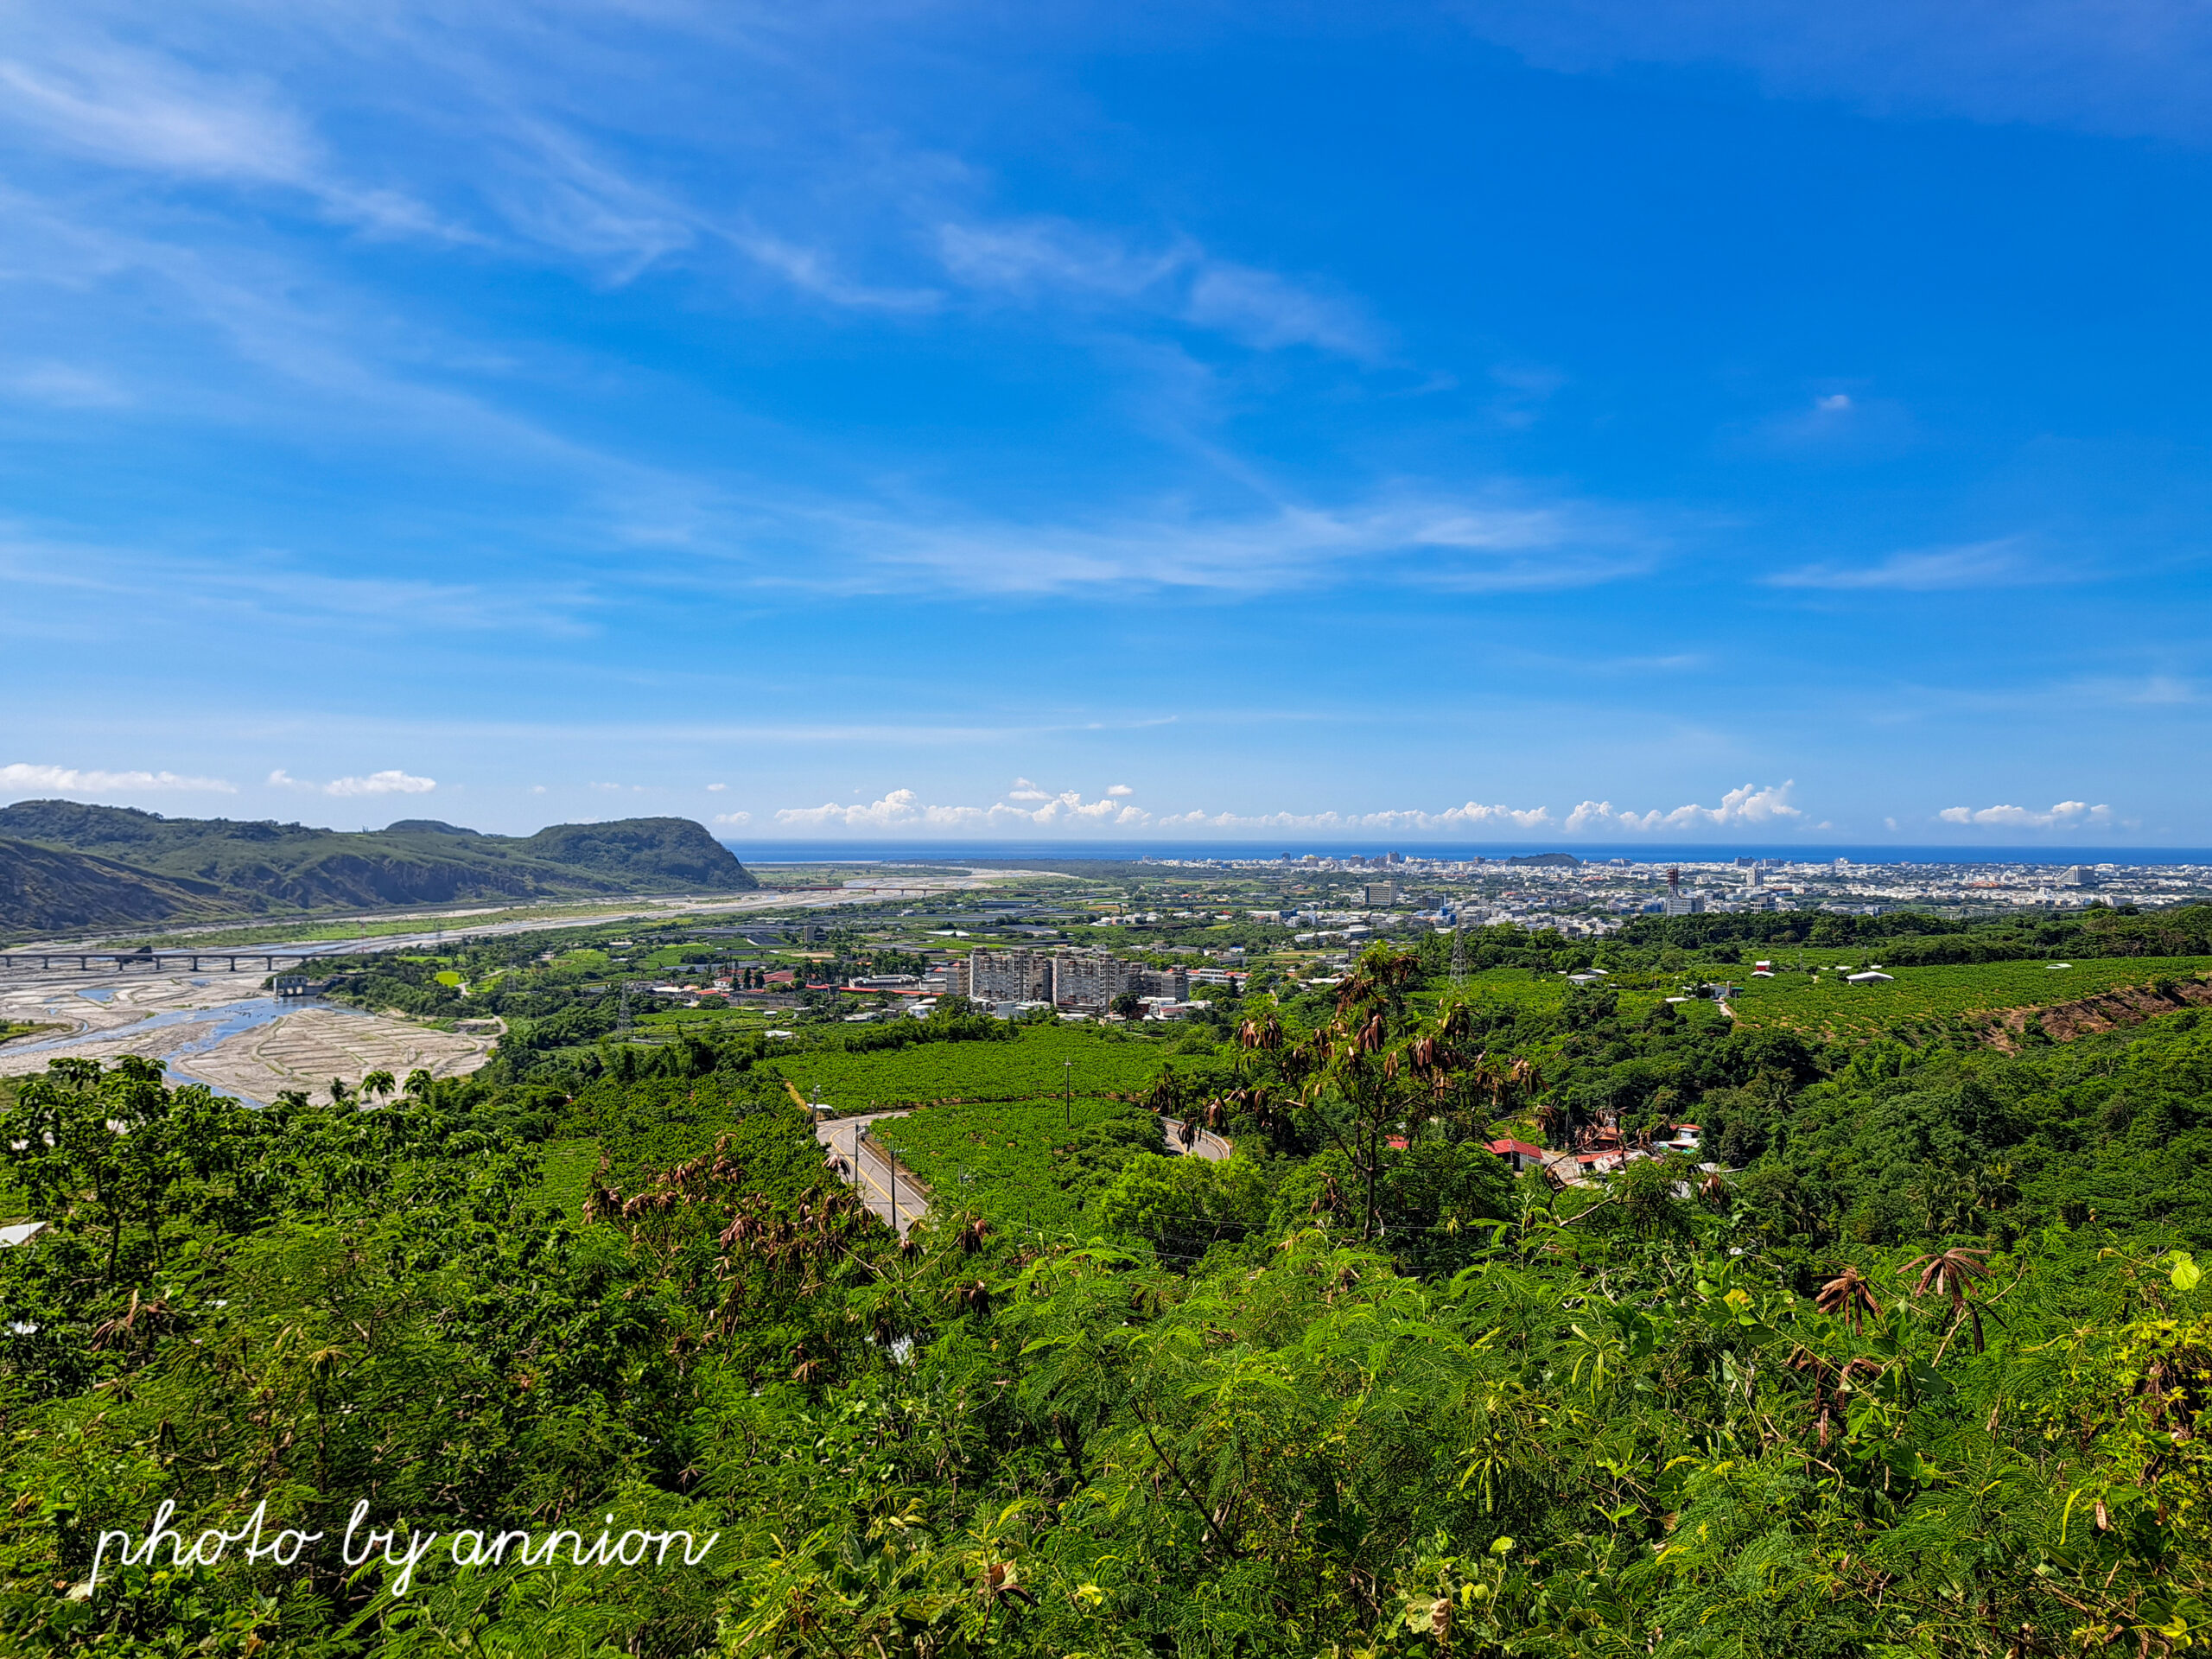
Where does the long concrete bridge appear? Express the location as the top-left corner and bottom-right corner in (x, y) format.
(0, 950), (327, 977)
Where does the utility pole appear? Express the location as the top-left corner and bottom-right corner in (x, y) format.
(1064, 1058), (1072, 1128)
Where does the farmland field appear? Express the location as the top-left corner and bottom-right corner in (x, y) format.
(1414, 969), (1680, 1025)
(1723, 954), (2212, 1040)
(868, 1092), (1165, 1238)
(761, 1023), (1200, 1111)
(1413, 968), (1568, 1010)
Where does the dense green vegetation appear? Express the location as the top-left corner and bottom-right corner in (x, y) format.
(1620, 900), (2212, 961)
(8, 935), (2212, 1655)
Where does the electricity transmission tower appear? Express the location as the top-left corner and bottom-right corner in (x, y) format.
(1451, 922), (1467, 988)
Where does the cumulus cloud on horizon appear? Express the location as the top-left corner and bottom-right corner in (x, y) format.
(1142, 801), (1558, 832)
(1564, 781), (1803, 834)
(1, 761), (236, 793)
(269, 767), (436, 798)
(761, 782), (1810, 836)
(776, 785), (1143, 830)
(1938, 800), (2113, 829)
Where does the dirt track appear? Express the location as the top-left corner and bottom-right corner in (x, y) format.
(1974, 975), (2212, 1051)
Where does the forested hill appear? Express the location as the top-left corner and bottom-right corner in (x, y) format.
(0, 802), (755, 935)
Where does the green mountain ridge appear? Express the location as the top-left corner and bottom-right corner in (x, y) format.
(0, 800), (755, 938)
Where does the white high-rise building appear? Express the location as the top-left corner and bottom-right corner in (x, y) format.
(967, 948), (1055, 1003)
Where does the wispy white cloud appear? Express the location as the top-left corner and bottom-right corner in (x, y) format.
(806, 487), (1654, 594)
(0, 26), (452, 238)
(937, 216), (1386, 359)
(1, 761), (235, 794)
(1564, 781), (1803, 833)
(1937, 800), (2113, 829)
(1452, 0), (2212, 146)
(0, 362), (130, 408)
(729, 225), (943, 311)
(1768, 539), (2050, 592)
(470, 115), (783, 283)
(0, 532), (594, 639)
(0, 37), (317, 184)
(1182, 261), (1384, 359)
(937, 219), (1183, 298)
(270, 767), (436, 797)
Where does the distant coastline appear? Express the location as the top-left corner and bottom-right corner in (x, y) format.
(717, 838), (2212, 866)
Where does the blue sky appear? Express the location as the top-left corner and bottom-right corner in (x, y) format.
(3, 1), (2209, 844)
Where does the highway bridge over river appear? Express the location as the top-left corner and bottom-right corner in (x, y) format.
(0, 950), (326, 979)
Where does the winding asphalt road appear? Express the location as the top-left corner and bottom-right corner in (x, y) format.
(816, 1110), (933, 1236)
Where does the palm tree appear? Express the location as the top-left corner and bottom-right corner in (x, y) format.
(402, 1068), (434, 1100)
(1236, 1014), (1284, 1052)
(360, 1070), (397, 1103)
(1902, 1246), (1991, 1354)
(1815, 1265), (1883, 1334)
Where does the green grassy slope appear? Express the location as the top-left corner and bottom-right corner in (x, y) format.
(761, 1024), (1198, 1110)
(0, 801), (756, 937)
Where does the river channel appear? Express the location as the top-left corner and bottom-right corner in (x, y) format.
(1, 994), (376, 1104)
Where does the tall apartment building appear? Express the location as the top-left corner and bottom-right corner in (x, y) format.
(1048, 950), (1124, 1009)
(962, 947), (1193, 1011)
(1128, 964), (1191, 1001)
(966, 947), (1055, 1003)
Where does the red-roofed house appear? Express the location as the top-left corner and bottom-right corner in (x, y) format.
(1487, 1138), (1545, 1173)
